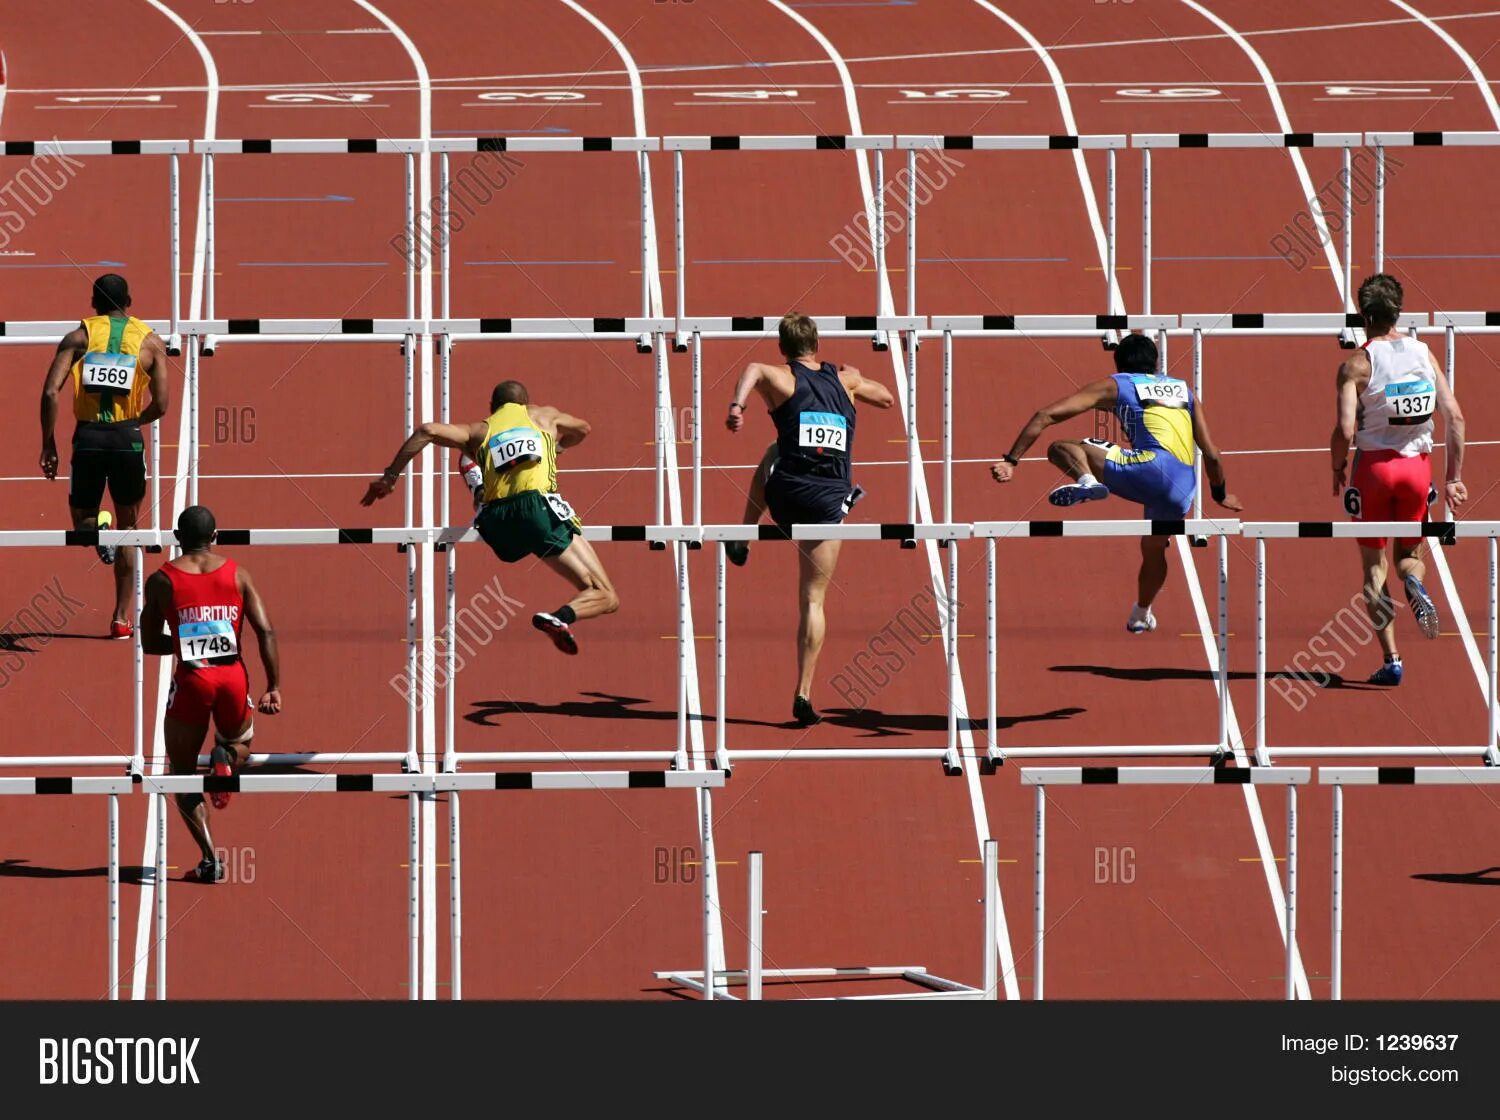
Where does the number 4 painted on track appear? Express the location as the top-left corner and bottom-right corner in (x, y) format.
(693, 90), (799, 100)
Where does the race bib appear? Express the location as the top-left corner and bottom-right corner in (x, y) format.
(1385, 379), (1434, 425)
(81, 351), (137, 392)
(179, 619), (238, 660)
(543, 492), (576, 523)
(1132, 375), (1189, 408)
(798, 411), (848, 453)
(487, 426), (543, 471)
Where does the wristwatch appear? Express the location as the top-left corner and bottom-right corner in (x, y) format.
(1001, 453), (1019, 466)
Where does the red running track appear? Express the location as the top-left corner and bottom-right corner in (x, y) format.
(1, 1), (1497, 998)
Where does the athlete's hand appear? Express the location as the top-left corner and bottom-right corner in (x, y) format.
(39, 445), (58, 481)
(1446, 480), (1469, 510)
(1332, 462), (1348, 496)
(1215, 492), (1245, 513)
(990, 460), (1015, 483)
(725, 403), (745, 434)
(361, 476), (396, 506)
(258, 689), (282, 716)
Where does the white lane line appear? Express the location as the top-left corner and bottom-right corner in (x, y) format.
(1396, 0), (1500, 124)
(1180, 1), (1349, 308)
(352, 0), (438, 1001)
(972, 1), (1308, 998)
(560, 0), (726, 993)
(132, 0), (219, 1001)
(768, 0), (1021, 1001)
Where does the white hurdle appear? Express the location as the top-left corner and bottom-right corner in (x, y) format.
(1023, 766), (1310, 1000)
(1320, 766), (1500, 1000)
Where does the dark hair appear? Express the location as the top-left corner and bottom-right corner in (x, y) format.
(1113, 332), (1159, 374)
(1358, 273), (1403, 331)
(177, 505), (217, 551)
(92, 273), (131, 314)
(778, 313), (818, 359)
(490, 380), (529, 411)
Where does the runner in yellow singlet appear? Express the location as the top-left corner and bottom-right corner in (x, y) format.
(39, 275), (171, 638)
(362, 380), (616, 655)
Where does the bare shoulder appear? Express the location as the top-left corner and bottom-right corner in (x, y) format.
(528, 404), (561, 429)
(837, 362), (861, 382)
(58, 326), (87, 350)
(1338, 349), (1371, 384)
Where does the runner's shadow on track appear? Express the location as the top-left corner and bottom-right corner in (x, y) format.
(813, 706), (1086, 738)
(1411, 867), (1500, 887)
(0, 631), (115, 653)
(1050, 665), (1384, 690)
(0, 859), (150, 884)
(465, 691), (784, 731)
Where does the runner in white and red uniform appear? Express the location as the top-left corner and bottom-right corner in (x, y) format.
(1332, 273), (1467, 686)
(141, 506), (282, 883)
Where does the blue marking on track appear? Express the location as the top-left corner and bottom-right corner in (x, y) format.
(239, 261), (388, 268)
(1155, 254), (1285, 261)
(694, 257), (843, 264)
(218, 194), (354, 203)
(0, 259), (126, 269)
(1387, 253), (1500, 260)
(465, 259), (615, 266)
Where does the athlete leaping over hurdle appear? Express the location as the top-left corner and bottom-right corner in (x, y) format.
(362, 380), (618, 655)
(990, 333), (1242, 633)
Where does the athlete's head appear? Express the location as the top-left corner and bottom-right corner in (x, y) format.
(490, 380), (529, 411)
(177, 505), (217, 551)
(91, 273), (131, 315)
(778, 313), (818, 360)
(1358, 273), (1403, 334)
(1113, 332), (1158, 374)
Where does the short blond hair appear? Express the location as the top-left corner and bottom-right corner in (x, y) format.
(778, 313), (818, 359)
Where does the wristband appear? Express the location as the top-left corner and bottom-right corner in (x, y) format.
(1001, 453), (1019, 467)
(728, 402), (744, 412)
(1210, 481), (1227, 503)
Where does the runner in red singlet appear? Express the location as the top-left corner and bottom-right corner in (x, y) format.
(141, 506), (282, 883)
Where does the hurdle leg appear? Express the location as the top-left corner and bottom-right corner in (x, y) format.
(1285, 784), (1298, 1001)
(450, 789), (462, 1001)
(109, 792), (120, 1000)
(1488, 537), (1499, 767)
(701, 789), (714, 1000)
(409, 792), (419, 1001)
(986, 538), (1000, 767)
(155, 791), (167, 1000)
(982, 839), (998, 1000)
(1331, 782), (1344, 1000)
(1034, 784), (1045, 1001)
(748, 850), (764, 1001)
(1256, 537), (1269, 767)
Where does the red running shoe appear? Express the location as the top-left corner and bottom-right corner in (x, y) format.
(208, 744), (234, 810)
(532, 612), (579, 655)
(110, 619), (133, 640)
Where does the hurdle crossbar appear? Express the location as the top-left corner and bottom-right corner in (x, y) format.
(1024, 766), (1309, 999)
(1364, 132), (1500, 273)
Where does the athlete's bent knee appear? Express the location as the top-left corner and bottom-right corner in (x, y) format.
(175, 792), (205, 815)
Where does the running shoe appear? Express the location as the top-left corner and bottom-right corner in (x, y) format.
(1368, 658), (1404, 687)
(532, 612), (579, 655)
(95, 510), (117, 565)
(1126, 604), (1157, 634)
(725, 542), (750, 568)
(792, 695), (822, 727)
(1404, 575), (1440, 640)
(109, 619), (133, 640)
(1048, 480), (1109, 508)
(190, 857), (225, 884)
(208, 744), (234, 810)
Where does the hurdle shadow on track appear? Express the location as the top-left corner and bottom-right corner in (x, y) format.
(815, 706), (1086, 738)
(465, 691), (787, 731)
(1051, 665), (1386, 691)
(0, 631), (116, 654)
(1411, 867), (1500, 888)
(0, 858), (151, 885)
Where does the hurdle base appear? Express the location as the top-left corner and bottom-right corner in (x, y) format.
(1101, 329), (1120, 351)
(164, 333), (182, 357)
(657, 966), (983, 1001)
(636, 333), (653, 354)
(1190, 534), (1209, 548)
(1337, 327), (1358, 350)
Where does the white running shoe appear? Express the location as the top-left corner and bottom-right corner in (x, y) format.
(1126, 603), (1157, 634)
(1048, 480), (1109, 508)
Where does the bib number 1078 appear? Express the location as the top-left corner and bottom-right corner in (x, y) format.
(489, 428), (543, 470)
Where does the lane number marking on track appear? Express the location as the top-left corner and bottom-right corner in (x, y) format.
(896, 88), (1012, 99)
(473, 91), (589, 102)
(264, 92), (375, 103)
(1114, 87), (1222, 98)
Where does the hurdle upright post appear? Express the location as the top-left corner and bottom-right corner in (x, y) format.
(692, 329), (702, 525)
(205, 150), (216, 328)
(1331, 781), (1344, 1000)
(1192, 327), (1203, 520)
(108, 791), (120, 1000)
(986, 537), (1000, 766)
(906, 146), (917, 320)
(982, 838), (998, 1000)
(1445, 323), (1457, 521)
(1141, 146), (1152, 315)
(874, 149), (887, 335)
(168, 151), (180, 349)
(1256, 537), (1269, 767)
(945, 538), (960, 774)
(943, 328), (953, 524)
(905, 319), (918, 525)
(1106, 146), (1117, 318)
(1374, 143), (1385, 273)
(409, 786), (419, 1001)
(187, 335), (200, 506)
(1218, 534), (1229, 758)
(132, 566), (144, 776)
(715, 541), (728, 771)
(674, 148), (685, 346)
(155, 791), (167, 1000)
(676, 539), (690, 773)
(748, 850), (764, 1001)
(1341, 144), (1354, 314)
(1033, 782), (1045, 1000)
(1489, 537), (1499, 766)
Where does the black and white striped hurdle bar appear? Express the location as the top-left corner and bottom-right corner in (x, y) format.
(1364, 131), (1500, 148)
(0, 140), (189, 156)
(0, 776), (135, 795)
(142, 771), (723, 795)
(971, 519), (1238, 539)
(1022, 767), (1310, 786)
(663, 135), (891, 151)
(0, 320), (175, 340)
(180, 318), (424, 337)
(1243, 522), (1500, 540)
(432, 136), (658, 152)
(1433, 312), (1500, 330)
(928, 314), (1176, 334)
(192, 139), (425, 155)
(1320, 767), (1500, 786)
(1133, 132), (1362, 149)
(677, 316), (922, 337)
(1179, 312), (1428, 333)
(896, 134), (1126, 150)
(432, 317), (674, 337)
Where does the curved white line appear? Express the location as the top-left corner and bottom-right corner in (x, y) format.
(1389, 0), (1500, 127)
(767, 0), (1021, 1000)
(133, 0), (219, 1001)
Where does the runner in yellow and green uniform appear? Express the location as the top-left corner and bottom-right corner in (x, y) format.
(40, 275), (171, 638)
(362, 379), (616, 655)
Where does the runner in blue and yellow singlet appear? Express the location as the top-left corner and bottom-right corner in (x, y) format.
(991, 333), (1242, 634)
(39, 275), (171, 638)
(362, 380), (616, 655)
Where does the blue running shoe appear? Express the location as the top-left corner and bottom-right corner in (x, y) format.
(1368, 658), (1404, 686)
(1404, 575), (1440, 640)
(1048, 480), (1109, 508)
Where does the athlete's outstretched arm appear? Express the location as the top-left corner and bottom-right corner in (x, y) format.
(39, 328), (86, 480)
(239, 566), (281, 714)
(139, 571), (175, 656)
(726, 362), (767, 433)
(1429, 355), (1467, 508)
(1190, 403), (1243, 512)
(362, 420), (486, 505)
(839, 364), (894, 409)
(551, 410), (592, 449)
(135, 334), (171, 426)
(992, 378), (1115, 482)
(1330, 353), (1365, 496)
